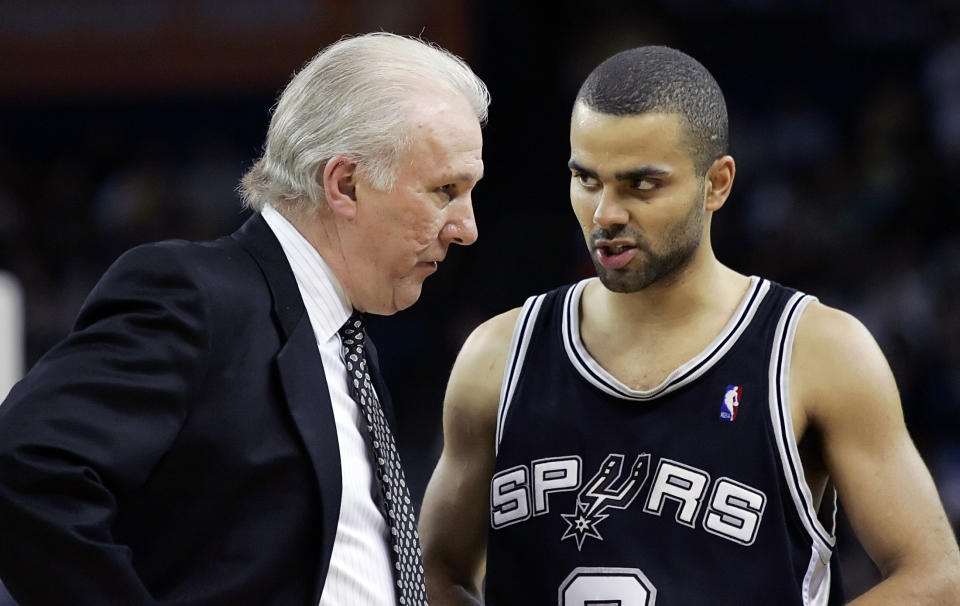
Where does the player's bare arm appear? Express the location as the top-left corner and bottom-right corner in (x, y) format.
(420, 308), (521, 605)
(792, 302), (960, 604)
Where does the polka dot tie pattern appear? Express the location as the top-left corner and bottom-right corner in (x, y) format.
(339, 313), (428, 606)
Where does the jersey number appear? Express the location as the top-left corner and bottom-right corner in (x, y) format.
(559, 567), (657, 605)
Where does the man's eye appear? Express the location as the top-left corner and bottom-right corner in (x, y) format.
(634, 178), (656, 191)
(438, 184), (456, 199)
(573, 173), (597, 187)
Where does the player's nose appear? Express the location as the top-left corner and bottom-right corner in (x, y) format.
(593, 190), (629, 228)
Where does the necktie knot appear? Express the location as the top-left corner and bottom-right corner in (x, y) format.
(339, 312), (366, 342)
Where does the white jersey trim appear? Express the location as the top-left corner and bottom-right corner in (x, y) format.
(803, 543), (832, 606)
(768, 291), (836, 564)
(496, 294), (546, 454)
(562, 276), (770, 401)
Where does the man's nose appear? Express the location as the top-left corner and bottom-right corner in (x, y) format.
(442, 197), (478, 246)
(593, 189), (629, 229)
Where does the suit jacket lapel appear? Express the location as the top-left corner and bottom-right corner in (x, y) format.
(231, 214), (340, 604)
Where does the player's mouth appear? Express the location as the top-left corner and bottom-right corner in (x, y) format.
(594, 241), (637, 270)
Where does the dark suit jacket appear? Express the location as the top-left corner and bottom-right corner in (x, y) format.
(0, 214), (398, 605)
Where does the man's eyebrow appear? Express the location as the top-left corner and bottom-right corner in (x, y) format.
(568, 160), (671, 182)
(448, 169), (484, 184)
(567, 159), (598, 179)
(615, 166), (671, 181)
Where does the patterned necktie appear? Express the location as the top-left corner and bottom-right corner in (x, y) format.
(339, 313), (428, 606)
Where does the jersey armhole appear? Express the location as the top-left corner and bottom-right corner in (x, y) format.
(767, 292), (836, 557)
(495, 294), (546, 455)
(769, 292), (842, 605)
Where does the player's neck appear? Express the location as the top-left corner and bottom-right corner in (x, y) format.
(583, 253), (748, 336)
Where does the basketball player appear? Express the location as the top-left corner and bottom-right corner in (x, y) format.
(419, 46), (960, 605)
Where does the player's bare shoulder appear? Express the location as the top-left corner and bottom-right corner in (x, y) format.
(444, 307), (524, 439)
(791, 299), (900, 429)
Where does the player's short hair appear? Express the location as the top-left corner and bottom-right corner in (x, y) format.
(575, 46), (728, 175)
(240, 32), (490, 213)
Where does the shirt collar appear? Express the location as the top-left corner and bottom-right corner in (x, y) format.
(261, 204), (352, 340)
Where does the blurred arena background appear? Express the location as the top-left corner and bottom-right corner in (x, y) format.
(1, 0), (958, 598)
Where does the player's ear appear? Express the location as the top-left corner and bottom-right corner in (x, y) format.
(704, 155), (735, 212)
(322, 155), (359, 219)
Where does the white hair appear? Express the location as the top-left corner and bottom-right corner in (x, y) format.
(239, 32), (490, 213)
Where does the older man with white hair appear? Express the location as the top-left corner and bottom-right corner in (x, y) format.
(0, 32), (489, 606)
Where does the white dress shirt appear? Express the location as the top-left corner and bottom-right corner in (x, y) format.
(262, 205), (396, 605)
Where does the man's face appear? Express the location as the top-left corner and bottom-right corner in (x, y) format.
(343, 97), (483, 314)
(569, 103), (707, 293)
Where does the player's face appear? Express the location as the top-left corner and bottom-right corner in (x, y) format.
(344, 98), (483, 314)
(569, 104), (708, 293)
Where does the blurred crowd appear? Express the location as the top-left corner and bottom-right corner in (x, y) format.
(0, 0), (957, 598)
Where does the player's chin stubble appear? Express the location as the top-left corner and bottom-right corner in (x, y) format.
(591, 198), (706, 294)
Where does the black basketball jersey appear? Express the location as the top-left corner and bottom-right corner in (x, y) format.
(485, 277), (844, 606)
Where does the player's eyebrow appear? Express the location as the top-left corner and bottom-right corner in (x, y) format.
(568, 159), (671, 182)
(567, 159), (598, 179)
(615, 166), (671, 181)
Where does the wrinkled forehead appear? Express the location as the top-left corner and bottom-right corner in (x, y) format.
(400, 97), (484, 181)
(406, 92), (481, 135)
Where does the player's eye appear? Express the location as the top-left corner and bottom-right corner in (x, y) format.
(572, 172), (598, 188)
(633, 178), (657, 191)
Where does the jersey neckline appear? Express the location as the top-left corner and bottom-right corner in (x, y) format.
(561, 276), (770, 401)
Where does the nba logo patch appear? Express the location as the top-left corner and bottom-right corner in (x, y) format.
(719, 385), (742, 422)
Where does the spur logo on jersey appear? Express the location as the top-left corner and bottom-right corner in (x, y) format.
(490, 452), (768, 548)
(560, 454), (649, 550)
(719, 384), (742, 422)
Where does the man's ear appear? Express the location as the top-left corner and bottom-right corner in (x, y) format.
(705, 155), (736, 212)
(322, 155), (359, 219)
